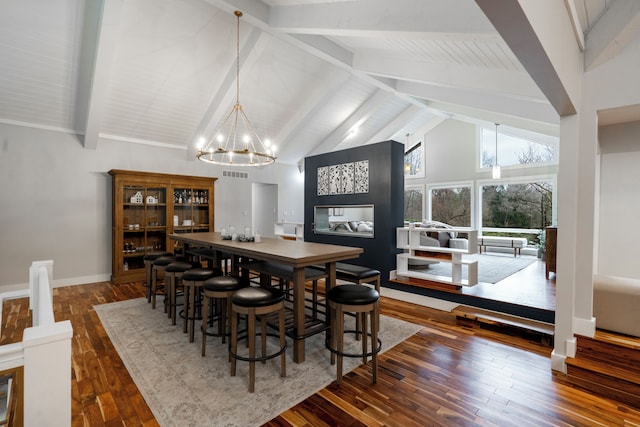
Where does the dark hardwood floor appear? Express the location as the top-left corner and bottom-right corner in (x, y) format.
(3, 278), (640, 426)
(465, 257), (556, 311)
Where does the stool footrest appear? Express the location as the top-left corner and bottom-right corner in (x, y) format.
(229, 333), (287, 363)
(325, 330), (382, 359)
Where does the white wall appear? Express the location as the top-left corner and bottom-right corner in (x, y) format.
(0, 124), (304, 290)
(252, 182), (279, 238)
(580, 33), (640, 285)
(423, 120), (479, 183)
(598, 121), (640, 279)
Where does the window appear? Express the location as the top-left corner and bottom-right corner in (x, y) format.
(480, 179), (553, 232)
(404, 186), (423, 222)
(428, 184), (472, 227)
(479, 126), (556, 170)
(404, 142), (423, 177)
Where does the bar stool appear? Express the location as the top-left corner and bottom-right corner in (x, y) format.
(230, 287), (287, 393)
(151, 255), (179, 310)
(201, 275), (247, 356)
(143, 252), (172, 302)
(326, 284), (381, 385)
(165, 259), (201, 324)
(180, 267), (223, 342)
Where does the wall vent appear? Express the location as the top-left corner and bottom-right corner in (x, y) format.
(222, 170), (248, 179)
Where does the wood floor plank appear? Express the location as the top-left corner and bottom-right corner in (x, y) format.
(2, 280), (640, 426)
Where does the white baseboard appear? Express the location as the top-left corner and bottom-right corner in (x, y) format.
(573, 316), (596, 338)
(1, 274), (112, 293)
(551, 349), (567, 373)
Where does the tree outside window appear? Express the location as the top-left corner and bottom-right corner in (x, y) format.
(404, 186), (423, 222)
(430, 186), (471, 227)
(404, 142), (423, 177)
(481, 181), (552, 231)
(480, 127), (555, 169)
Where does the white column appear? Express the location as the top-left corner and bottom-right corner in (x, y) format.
(551, 114), (580, 372)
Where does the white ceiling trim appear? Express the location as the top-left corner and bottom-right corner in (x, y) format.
(0, 118), (83, 136)
(100, 133), (186, 150)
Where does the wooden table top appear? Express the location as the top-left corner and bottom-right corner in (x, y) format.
(169, 232), (363, 267)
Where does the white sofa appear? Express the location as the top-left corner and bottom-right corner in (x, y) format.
(477, 236), (528, 257)
(593, 274), (640, 337)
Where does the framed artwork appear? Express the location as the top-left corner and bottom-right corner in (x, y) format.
(317, 167), (328, 195)
(318, 159), (369, 196)
(329, 165), (340, 195)
(355, 160), (369, 193)
(340, 163), (354, 194)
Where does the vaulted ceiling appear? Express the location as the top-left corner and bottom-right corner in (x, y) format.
(1, 0), (637, 166)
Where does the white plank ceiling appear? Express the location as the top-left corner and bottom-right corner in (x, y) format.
(0, 0), (636, 165)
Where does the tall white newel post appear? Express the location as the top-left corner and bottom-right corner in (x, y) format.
(23, 261), (73, 426)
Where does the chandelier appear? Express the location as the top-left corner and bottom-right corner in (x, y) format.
(197, 11), (276, 167)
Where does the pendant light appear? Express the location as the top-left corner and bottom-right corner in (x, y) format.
(404, 133), (411, 173)
(196, 11), (276, 167)
(492, 123), (501, 179)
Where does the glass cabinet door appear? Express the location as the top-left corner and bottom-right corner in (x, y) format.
(192, 187), (210, 231)
(121, 185), (169, 273)
(172, 187), (210, 232)
(145, 187), (167, 252)
(122, 186), (146, 271)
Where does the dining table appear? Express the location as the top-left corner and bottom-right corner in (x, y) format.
(168, 232), (363, 363)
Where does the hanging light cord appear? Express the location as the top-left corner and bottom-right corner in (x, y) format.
(235, 11), (241, 105)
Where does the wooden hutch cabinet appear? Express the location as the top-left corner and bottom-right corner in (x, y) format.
(109, 169), (216, 284)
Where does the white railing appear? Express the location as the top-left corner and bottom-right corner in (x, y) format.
(481, 227), (542, 240)
(0, 260), (73, 426)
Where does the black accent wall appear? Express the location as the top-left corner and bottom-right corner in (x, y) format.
(304, 140), (404, 286)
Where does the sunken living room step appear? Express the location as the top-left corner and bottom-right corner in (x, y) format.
(563, 330), (640, 409)
(452, 305), (554, 344)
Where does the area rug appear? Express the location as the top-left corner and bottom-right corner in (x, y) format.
(411, 253), (538, 284)
(95, 298), (421, 426)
